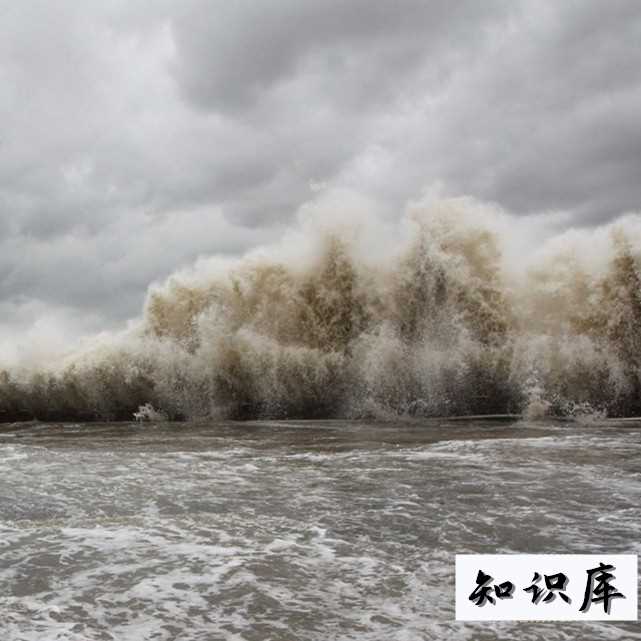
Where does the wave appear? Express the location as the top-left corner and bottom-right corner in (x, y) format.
(2, 196), (641, 421)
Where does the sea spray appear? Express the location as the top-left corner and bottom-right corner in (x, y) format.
(1, 197), (640, 421)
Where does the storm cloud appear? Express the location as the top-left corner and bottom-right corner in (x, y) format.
(1, 0), (640, 362)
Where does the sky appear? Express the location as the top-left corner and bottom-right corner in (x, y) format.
(1, 0), (640, 363)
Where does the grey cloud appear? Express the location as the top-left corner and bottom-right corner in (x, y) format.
(361, 0), (641, 223)
(170, 0), (511, 113)
(0, 0), (640, 356)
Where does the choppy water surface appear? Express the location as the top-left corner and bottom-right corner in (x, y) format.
(1, 418), (640, 640)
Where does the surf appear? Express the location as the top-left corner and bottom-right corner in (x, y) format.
(1, 195), (640, 421)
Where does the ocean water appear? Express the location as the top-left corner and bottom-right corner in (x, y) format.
(1, 417), (640, 641)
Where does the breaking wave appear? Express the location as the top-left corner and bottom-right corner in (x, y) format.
(2, 196), (641, 421)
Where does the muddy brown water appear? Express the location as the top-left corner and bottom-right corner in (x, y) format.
(1, 418), (640, 640)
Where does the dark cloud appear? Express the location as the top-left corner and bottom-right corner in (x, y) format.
(0, 0), (640, 360)
(442, 0), (641, 222)
(170, 0), (510, 112)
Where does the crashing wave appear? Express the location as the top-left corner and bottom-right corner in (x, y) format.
(1, 197), (640, 421)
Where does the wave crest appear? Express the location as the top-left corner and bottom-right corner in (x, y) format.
(2, 198), (641, 421)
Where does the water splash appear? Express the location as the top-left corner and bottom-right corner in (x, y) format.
(2, 197), (641, 421)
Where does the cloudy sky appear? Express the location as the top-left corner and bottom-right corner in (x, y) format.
(1, 0), (640, 362)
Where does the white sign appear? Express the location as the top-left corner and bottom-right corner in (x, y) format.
(456, 554), (638, 621)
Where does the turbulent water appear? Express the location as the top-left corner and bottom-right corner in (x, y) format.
(1, 417), (640, 640)
(2, 197), (641, 421)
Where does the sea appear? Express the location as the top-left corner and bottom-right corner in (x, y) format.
(1, 417), (640, 641)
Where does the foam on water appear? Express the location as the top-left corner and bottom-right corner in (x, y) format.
(1, 419), (640, 640)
